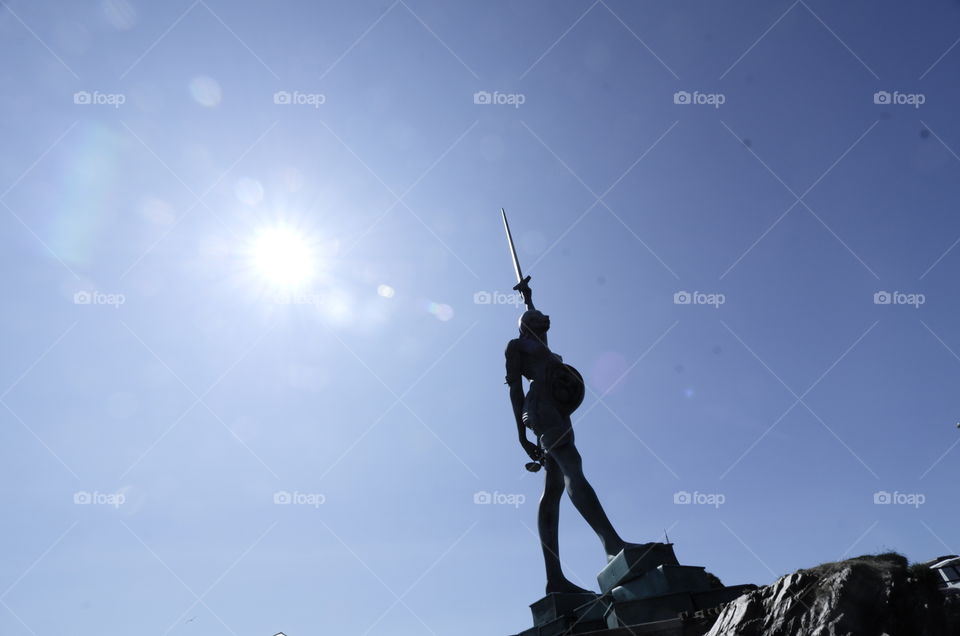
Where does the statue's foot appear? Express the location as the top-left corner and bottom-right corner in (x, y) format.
(545, 578), (595, 595)
(605, 541), (655, 563)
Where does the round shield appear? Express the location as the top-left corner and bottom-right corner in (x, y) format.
(547, 362), (585, 416)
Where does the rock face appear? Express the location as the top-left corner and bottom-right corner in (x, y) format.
(706, 553), (960, 636)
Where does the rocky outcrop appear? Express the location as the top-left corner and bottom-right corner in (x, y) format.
(706, 553), (960, 636)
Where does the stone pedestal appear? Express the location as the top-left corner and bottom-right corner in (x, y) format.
(530, 592), (602, 626)
(597, 543), (680, 593)
(509, 544), (755, 636)
(515, 592), (609, 636)
(599, 544), (755, 632)
(610, 565), (712, 602)
(602, 587), (756, 629)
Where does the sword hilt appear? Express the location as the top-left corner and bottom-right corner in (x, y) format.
(513, 275), (533, 309)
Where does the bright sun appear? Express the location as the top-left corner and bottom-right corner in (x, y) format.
(252, 227), (315, 288)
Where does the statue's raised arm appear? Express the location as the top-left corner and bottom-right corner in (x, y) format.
(514, 276), (534, 311)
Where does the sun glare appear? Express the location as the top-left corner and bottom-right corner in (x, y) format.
(252, 227), (315, 288)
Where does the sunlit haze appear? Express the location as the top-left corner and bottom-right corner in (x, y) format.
(2, 2), (960, 635)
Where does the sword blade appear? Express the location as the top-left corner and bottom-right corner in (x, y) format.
(501, 208), (523, 284)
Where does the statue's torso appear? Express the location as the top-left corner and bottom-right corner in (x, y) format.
(507, 337), (563, 386)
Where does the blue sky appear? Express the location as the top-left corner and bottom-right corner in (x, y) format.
(2, 1), (960, 634)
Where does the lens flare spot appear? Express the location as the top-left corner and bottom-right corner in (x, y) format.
(591, 351), (628, 394)
(377, 284), (395, 298)
(321, 289), (353, 325)
(427, 302), (454, 321)
(190, 76), (221, 107)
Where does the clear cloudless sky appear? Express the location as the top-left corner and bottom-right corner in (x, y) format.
(2, 1), (960, 634)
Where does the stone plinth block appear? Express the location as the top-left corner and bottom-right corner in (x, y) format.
(515, 613), (608, 636)
(597, 543), (679, 593)
(530, 592), (601, 626)
(604, 590), (697, 628)
(610, 565), (713, 603)
(603, 584), (757, 631)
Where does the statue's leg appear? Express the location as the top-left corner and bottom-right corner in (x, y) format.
(540, 454), (593, 594)
(548, 441), (625, 559)
(539, 455), (564, 588)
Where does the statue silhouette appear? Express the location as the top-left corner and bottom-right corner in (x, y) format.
(505, 278), (641, 594)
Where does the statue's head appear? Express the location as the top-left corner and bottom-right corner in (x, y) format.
(519, 309), (550, 335)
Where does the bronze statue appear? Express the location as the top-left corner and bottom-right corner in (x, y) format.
(501, 210), (641, 595)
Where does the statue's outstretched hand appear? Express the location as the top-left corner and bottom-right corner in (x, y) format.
(521, 439), (542, 463)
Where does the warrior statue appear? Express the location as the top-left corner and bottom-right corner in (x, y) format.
(501, 209), (641, 595)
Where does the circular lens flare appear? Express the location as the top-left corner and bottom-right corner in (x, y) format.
(252, 227), (314, 288)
